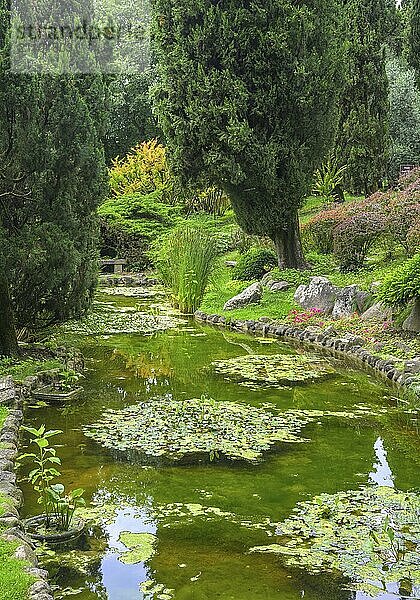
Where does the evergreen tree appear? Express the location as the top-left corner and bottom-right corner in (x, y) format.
(152, 0), (343, 269)
(387, 55), (420, 180)
(408, 0), (420, 88)
(336, 0), (393, 196)
(0, 0), (107, 353)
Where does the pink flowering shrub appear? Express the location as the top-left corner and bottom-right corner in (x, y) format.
(333, 211), (388, 271)
(288, 307), (325, 326)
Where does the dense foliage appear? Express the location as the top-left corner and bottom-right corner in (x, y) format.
(303, 169), (420, 270)
(379, 253), (420, 307)
(387, 55), (420, 180)
(408, 0), (420, 88)
(335, 0), (393, 195)
(152, 0), (344, 269)
(232, 248), (277, 281)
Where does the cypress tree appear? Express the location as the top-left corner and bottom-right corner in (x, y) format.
(336, 0), (393, 195)
(0, 0), (107, 353)
(152, 0), (343, 269)
(408, 0), (420, 88)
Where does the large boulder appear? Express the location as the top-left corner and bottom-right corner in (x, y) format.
(224, 282), (263, 311)
(332, 285), (372, 319)
(360, 302), (393, 323)
(403, 299), (420, 333)
(294, 277), (338, 314)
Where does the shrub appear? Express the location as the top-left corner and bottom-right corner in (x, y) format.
(109, 140), (174, 200)
(407, 217), (420, 256)
(333, 212), (387, 272)
(232, 248), (277, 281)
(185, 187), (231, 217)
(99, 191), (183, 269)
(156, 224), (220, 313)
(378, 253), (420, 307)
(301, 207), (345, 254)
(387, 190), (420, 255)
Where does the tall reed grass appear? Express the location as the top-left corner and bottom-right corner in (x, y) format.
(157, 224), (219, 313)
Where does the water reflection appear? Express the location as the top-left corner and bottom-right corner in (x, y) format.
(369, 437), (395, 488)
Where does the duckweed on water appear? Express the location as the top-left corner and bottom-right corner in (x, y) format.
(118, 532), (156, 564)
(210, 354), (336, 388)
(58, 302), (180, 335)
(250, 486), (420, 597)
(83, 398), (314, 463)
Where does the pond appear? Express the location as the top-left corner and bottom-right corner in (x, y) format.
(20, 292), (419, 600)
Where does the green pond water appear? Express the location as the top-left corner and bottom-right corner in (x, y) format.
(20, 293), (420, 600)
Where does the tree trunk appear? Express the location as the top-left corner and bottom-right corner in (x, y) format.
(0, 271), (19, 356)
(271, 213), (308, 270)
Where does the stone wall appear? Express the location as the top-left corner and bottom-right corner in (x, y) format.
(0, 378), (54, 600)
(194, 311), (419, 393)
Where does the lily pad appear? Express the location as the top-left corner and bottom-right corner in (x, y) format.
(118, 531), (156, 564)
(210, 354), (335, 388)
(83, 398), (315, 464)
(58, 302), (181, 336)
(250, 486), (420, 597)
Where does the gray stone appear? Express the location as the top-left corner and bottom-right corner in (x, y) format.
(404, 357), (420, 374)
(223, 282), (263, 310)
(0, 377), (15, 405)
(370, 281), (382, 293)
(403, 299), (420, 333)
(14, 543), (36, 564)
(258, 316), (273, 324)
(294, 277), (338, 314)
(225, 260), (237, 268)
(332, 285), (370, 319)
(323, 325), (337, 337)
(26, 568), (49, 580)
(29, 581), (51, 595)
(360, 302), (393, 323)
(342, 333), (366, 348)
(268, 280), (292, 292)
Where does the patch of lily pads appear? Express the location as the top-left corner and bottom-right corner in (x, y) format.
(210, 354), (336, 388)
(118, 531), (156, 564)
(83, 398), (315, 464)
(250, 486), (420, 598)
(100, 286), (165, 299)
(59, 302), (180, 336)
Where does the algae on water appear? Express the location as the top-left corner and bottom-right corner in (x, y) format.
(83, 397), (314, 464)
(250, 486), (420, 598)
(210, 354), (335, 388)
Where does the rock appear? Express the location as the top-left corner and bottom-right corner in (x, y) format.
(360, 302), (393, 323)
(331, 285), (372, 319)
(403, 299), (420, 333)
(223, 282), (263, 311)
(225, 261), (237, 268)
(269, 281), (292, 292)
(258, 317), (273, 324)
(14, 543), (36, 564)
(341, 333), (366, 348)
(404, 357), (420, 374)
(0, 377), (15, 405)
(323, 325), (337, 337)
(294, 277), (338, 314)
(22, 376), (39, 392)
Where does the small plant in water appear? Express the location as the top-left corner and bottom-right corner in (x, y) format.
(370, 515), (407, 564)
(18, 425), (85, 531)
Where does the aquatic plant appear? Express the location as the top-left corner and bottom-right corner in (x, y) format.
(118, 532), (156, 565)
(250, 486), (420, 598)
(59, 302), (180, 336)
(210, 354), (335, 388)
(18, 426), (85, 531)
(83, 398), (315, 463)
(156, 224), (220, 313)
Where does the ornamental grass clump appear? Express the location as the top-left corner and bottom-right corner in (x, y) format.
(156, 224), (219, 313)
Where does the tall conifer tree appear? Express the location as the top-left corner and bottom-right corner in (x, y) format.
(152, 0), (343, 269)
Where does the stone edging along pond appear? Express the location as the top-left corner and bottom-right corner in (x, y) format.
(0, 376), (54, 600)
(194, 311), (420, 397)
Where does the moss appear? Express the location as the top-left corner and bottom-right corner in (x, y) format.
(0, 357), (64, 383)
(0, 538), (35, 600)
(0, 407), (7, 430)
